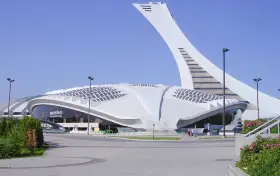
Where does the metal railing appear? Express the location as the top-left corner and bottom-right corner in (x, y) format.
(244, 116), (280, 138)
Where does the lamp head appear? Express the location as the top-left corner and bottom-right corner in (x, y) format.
(7, 78), (15, 82)
(88, 76), (94, 80)
(253, 78), (262, 82)
(223, 48), (230, 52)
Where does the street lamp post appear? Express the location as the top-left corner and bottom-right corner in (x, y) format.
(253, 78), (262, 119)
(222, 48), (229, 138)
(7, 78), (15, 118)
(152, 124), (155, 140)
(87, 76), (94, 135)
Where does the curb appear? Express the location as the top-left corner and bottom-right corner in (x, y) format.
(199, 138), (235, 140)
(107, 137), (182, 142)
(228, 163), (248, 176)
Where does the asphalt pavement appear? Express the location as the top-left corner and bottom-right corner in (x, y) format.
(0, 134), (235, 176)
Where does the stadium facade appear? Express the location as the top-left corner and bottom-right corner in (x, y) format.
(1, 2), (279, 132)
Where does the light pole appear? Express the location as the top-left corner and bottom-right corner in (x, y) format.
(152, 124), (155, 140)
(87, 76), (94, 135)
(7, 78), (15, 118)
(253, 78), (262, 119)
(222, 48), (229, 138)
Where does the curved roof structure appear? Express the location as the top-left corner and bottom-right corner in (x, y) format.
(24, 84), (246, 130)
(0, 96), (42, 117)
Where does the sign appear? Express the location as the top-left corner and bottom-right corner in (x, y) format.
(50, 110), (63, 118)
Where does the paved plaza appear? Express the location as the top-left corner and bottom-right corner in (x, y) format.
(0, 134), (235, 176)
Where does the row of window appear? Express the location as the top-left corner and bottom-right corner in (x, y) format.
(173, 95), (205, 103)
(195, 87), (229, 90)
(192, 76), (214, 78)
(216, 94), (239, 96)
(173, 89), (223, 102)
(140, 5), (151, 7)
(185, 59), (194, 62)
(131, 84), (158, 87)
(193, 82), (220, 84)
(58, 87), (127, 102)
(177, 48), (241, 101)
(190, 71), (207, 73)
(189, 67), (203, 70)
(176, 93), (220, 100)
(2, 112), (30, 115)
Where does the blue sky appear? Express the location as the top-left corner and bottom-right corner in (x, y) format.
(1, 0), (280, 103)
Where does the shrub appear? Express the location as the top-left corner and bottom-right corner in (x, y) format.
(241, 119), (267, 134)
(0, 137), (21, 159)
(7, 125), (26, 147)
(237, 136), (280, 175)
(0, 116), (45, 159)
(241, 119), (279, 134)
(19, 117), (44, 148)
(0, 118), (21, 137)
(271, 125), (279, 133)
(247, 149), (280, 176)
(0, 118), (7, 137)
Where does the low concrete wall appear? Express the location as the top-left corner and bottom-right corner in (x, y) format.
(228, 163), (248, 176)
(234, 134), (256, 157)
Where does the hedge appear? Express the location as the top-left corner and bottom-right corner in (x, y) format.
(236, 136), (280, 176)
(241, 119), (279, 134)
(0, 116), (44, 159)
(0, 137), (21, 159)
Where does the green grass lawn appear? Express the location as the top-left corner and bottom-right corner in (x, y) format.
(19, 147), (46, 157)
(114, 136), (181, 140)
